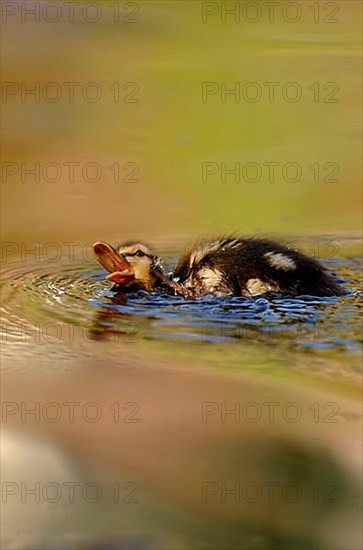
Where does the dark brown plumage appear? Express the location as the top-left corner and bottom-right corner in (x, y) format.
(173, 237), (343, 297)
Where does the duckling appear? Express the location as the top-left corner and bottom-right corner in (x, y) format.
(93, 237), (343, 298)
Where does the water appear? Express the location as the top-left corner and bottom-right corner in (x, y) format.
(2, 244), (362, 369)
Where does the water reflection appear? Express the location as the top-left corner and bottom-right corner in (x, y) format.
(89, 255), (362, 353)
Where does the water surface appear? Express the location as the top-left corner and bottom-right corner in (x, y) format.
(2, 236), (362, 382)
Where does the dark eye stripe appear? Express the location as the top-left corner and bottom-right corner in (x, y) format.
(124, 251), (153, 259)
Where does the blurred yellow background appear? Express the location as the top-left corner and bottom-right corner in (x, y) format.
(2, 0), (362, 246)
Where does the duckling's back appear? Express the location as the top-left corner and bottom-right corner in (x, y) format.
(174, 237), (343, 297)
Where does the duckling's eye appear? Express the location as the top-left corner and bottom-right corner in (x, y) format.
(135, 250), (145, 257)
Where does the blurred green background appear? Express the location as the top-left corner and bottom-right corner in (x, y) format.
(2, 0), (362, 244)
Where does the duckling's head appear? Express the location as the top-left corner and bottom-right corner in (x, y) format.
(93, 241), (164, 292)
(117, 241), (163, 291)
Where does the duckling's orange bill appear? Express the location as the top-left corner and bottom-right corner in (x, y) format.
(93, 242), (135, 286)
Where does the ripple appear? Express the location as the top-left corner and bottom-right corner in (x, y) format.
(1, 254), (362, 355)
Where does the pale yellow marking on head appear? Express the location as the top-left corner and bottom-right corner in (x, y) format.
(118, 243), (152, 256)
(188, 241), (225, 269)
